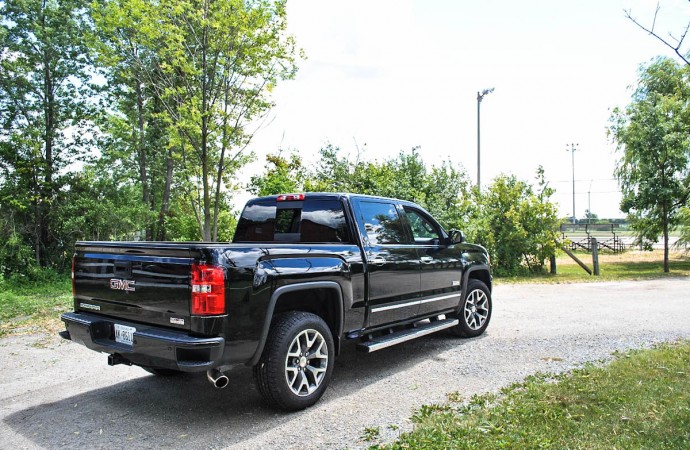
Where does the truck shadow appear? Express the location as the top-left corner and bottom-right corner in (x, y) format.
(4, 333), (484, 449)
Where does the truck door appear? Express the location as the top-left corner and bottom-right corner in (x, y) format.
(352, 198), (421, 327)
(403, 206), (463, 317)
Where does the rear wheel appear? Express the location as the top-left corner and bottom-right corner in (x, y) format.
(254, 311), (334, 411)
(449, 279), (492, 338)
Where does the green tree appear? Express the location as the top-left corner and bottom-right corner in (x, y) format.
(305, 145), (475, 232)
(255, 145), (559, 275)
(305, 144), (354, 192)
(420, 161), (476, 234)
(90, 2), (174, 241)
(248, 151), (305, 196)
(609, 57), (690, 272)
(56, 167), (150, 242)
(93, 0), (299, 241)
(474, 169), (559, 276)
(0, 0), (96, 267)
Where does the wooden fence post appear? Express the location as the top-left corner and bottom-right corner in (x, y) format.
(591, 237), (600, 276)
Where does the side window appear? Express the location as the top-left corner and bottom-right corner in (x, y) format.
(300, 200), (350, 243)
(404, 208), (442, 244)
(359, 201), (409, 245)
(233, 202), (276, 242)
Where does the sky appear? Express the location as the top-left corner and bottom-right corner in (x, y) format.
(243, 0), (690, 219)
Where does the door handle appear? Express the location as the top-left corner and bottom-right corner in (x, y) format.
(370, 256), (386, 266)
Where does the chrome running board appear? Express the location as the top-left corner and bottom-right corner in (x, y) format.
(357, 318), (459, 353)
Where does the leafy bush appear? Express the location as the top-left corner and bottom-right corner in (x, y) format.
(472, 168), (560, 276)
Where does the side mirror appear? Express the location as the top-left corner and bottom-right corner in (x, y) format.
(449, 229), (464, 244)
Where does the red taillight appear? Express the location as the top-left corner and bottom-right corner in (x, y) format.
(277, 193), (305, 202)
(191, 263), (226, 315)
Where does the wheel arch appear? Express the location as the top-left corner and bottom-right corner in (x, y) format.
(249, 281), (344, 366)
(462, 265), (492, 299)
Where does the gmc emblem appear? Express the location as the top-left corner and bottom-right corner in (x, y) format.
(110, 278), (136, 292)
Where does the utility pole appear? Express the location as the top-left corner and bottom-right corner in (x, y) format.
(566, 143), (579, 223)
(476, 88), (494, 189)
(588, 179), (593, 224)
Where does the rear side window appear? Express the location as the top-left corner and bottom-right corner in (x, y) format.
(357, 201), (410, 245)
(233, 198), (350, 243)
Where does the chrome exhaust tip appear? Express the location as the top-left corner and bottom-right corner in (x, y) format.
(207, 368), (229, 389)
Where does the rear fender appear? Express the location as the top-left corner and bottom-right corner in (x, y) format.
(248, 281), (344, 366)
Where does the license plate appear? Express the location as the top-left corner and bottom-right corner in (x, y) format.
(114, 324), (136, 346)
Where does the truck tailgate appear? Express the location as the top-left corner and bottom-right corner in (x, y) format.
(73, 243), (195, 331)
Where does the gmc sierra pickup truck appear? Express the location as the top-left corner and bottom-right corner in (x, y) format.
(60, 193), (492, 410)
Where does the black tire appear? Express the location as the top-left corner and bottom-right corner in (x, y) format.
(253, 311), (334, 411)
(142, 366), (183, 377)
(449, 279), (492, 338)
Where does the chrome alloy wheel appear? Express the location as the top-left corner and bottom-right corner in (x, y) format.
(284, 328), (329, 397)
(464, 289), (490, 330)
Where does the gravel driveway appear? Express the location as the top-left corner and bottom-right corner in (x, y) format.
(2, 278), (689, 449)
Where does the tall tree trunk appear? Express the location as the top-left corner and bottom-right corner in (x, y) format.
(136, 78), (152, 240)
(156, 148), (174, 241)
(663, 205), (670, 273)
(200, 7), (212, 242)
(201, 132), (211, 241)
(41, 35), (54, 267)
(34, 200), (41, 266)
(212, 84), (230, 242)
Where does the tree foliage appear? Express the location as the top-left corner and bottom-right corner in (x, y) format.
(473, 168), (560, 276)
(0, 0), (96, 269)
(248, 151), (305, 196)
(90, 2), (173, 241)
(249, 146), (559, 276)
(609, 57), (690, 272)
(0, 0), (560, 279)
(92, 0), (298, 241)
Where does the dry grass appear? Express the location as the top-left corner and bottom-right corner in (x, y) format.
(497, 249), (690, 284)
(556, 249), (689, 266)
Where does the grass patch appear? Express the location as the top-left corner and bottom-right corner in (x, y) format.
(0, 272), (72, 336)
(378, 341), (690, 449)
(497, 250), (690, 284)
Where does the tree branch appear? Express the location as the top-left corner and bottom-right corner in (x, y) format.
(625, 7), (690, 66)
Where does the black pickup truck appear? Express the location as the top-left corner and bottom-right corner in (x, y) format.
(61, 193), (492, 410)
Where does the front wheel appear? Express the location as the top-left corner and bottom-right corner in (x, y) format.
(253, 311), (334, 411)
(449, 279), (492, 338)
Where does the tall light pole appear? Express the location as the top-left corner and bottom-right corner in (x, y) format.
(476, 88), (494, 188)
(566, 143), (579, 223)
(587, 179), (593, 224)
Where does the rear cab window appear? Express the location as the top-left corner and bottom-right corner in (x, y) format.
(355, 200), (411, 245)
(233, 196), (351, 243)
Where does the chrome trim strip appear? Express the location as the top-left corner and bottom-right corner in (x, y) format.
(83, 253), (192, 265)
(371, 292), (461, 312)
(371, 300), (419, 313)
(419, 293), (460, 305)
